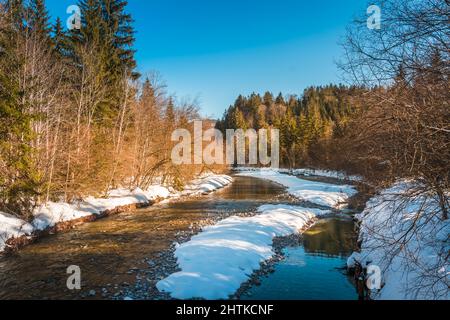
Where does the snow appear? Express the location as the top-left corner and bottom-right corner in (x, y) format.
(0, 213), (34, 252)
(32, 186), (174, 231)
(236, 169), (357, 209)
(346, 252), (362, 269)
(32, 202), (93, 231)
(182, 174), (233, 196)
(234, 167), (362, 182)
(0, 174), (232, 253)
(351, 181), (449, 300)
(157, 204), (330, 300)
(289, 168), (362, 182)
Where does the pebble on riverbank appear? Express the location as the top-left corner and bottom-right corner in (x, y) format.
(112, 210), (321, 301)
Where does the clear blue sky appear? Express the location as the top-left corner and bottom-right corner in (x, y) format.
(46, 0), (369, 118)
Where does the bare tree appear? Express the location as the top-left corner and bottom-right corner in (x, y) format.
(340, 0), (449, 299)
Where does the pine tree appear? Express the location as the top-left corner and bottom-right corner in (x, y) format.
(234, 95), (247, 110)
(165, 98), (176, 125)
(232, 108), (247, 130)
(52, 17), (66, 54)
(141, 78), (155, 105)
(0, 72), (34, 216)
(254, 105), (267, 130)
(275, 92), (285, 105)
(102, 0), (138, 78)
(66, 0), (138, 121)
(3, 0), (25, 31)
(66, 0), (104, 65)
(29, 0), (51, 40)
(0, 5), (40, 216)
(263, 91), (274, 107)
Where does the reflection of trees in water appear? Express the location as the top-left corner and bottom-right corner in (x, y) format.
(303, 219), (358, 257)
(223, 176), (287, 200)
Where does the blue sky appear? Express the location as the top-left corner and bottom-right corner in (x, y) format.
(46, 0), (369, 118)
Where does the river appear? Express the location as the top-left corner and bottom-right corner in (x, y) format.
(0, 176), (357, 300)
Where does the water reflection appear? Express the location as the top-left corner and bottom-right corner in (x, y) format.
(242, 218), (358, 300)
(0, 177), (357, 300)
(303, 218), (357, 257)
(0, 177), (286, 300)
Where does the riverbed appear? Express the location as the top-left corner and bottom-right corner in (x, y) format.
(0, 176), (358, 300)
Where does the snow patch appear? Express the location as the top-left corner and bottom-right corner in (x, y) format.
(234, 167), (362, 182)
(182, 174), (233, 196)
(236, 169), (357, 208)
(31, 186), (173, 231)
(289, 168), (362, 182)
(1, 174), (233, 253)
(157, 204), (330, 300)
(351, 181), (449, 300)
(0, 213), (34, 252)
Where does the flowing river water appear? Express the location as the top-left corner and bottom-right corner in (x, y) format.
(0, 176), (358, 300)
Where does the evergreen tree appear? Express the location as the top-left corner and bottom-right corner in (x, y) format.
(254, 105), (267, 130)
(0, 6), (40, 215)
(66, 0), (138, 121)
(29, 0), (51, 40)
(4, 0), (25, 30)
(165, 98), (176, 125)
(141, 78), (156, 105)
(216, 87), (362, 167)
(263, 91), (274, 107)
(275, 92), (285, 105)
(102, 0), (138, 78)
(232, 108), (246, 130)
(67, 0), (105, 65)
(52, 17), (65, 54)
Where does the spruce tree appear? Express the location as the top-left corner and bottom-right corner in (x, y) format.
(232, 108), (247, 130)
(275, 92), (285, 105)
(52, 17), (65, 54)
(141, 78), (156, 105)
(0, 4), (39, 217)
(102, 0), (137, 77)
(4, 0), (24, 30)
(66, 0), (138, 121)
(165, 98), (176, 125)
(29, 0), (51, 40)
(263, 91), (274, 107)
(254, 105), (267, 130)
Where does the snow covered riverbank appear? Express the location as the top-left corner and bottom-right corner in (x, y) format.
(157, 204), (330, 300)
(156, 169), (356, 300)
(0, 174), (233, 253)
(236, 169), (357, 209)
(348, 182), (449, 300)
(234, 167), (362, 182)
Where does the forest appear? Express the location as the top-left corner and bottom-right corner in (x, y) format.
(217, 49), (449, 219)
(1, 0), (449, 222)
(216, 85), (366, 170)
(0, 0), (205, 219)
(0, 0), (448, 302)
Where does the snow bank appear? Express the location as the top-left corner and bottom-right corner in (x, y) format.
(32, 186), (173, 231)
(32, 174), (232, 231)
(351, 182), (449, 300)
(0, 213), (34, 252)
(234, 167), (362, 182)
(237, 169), (357, 208)
(182, 174), (233, 196)
(157, 204), (330, 300)
(289, 168), (362, 182)
(1, 174), (233, 253)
